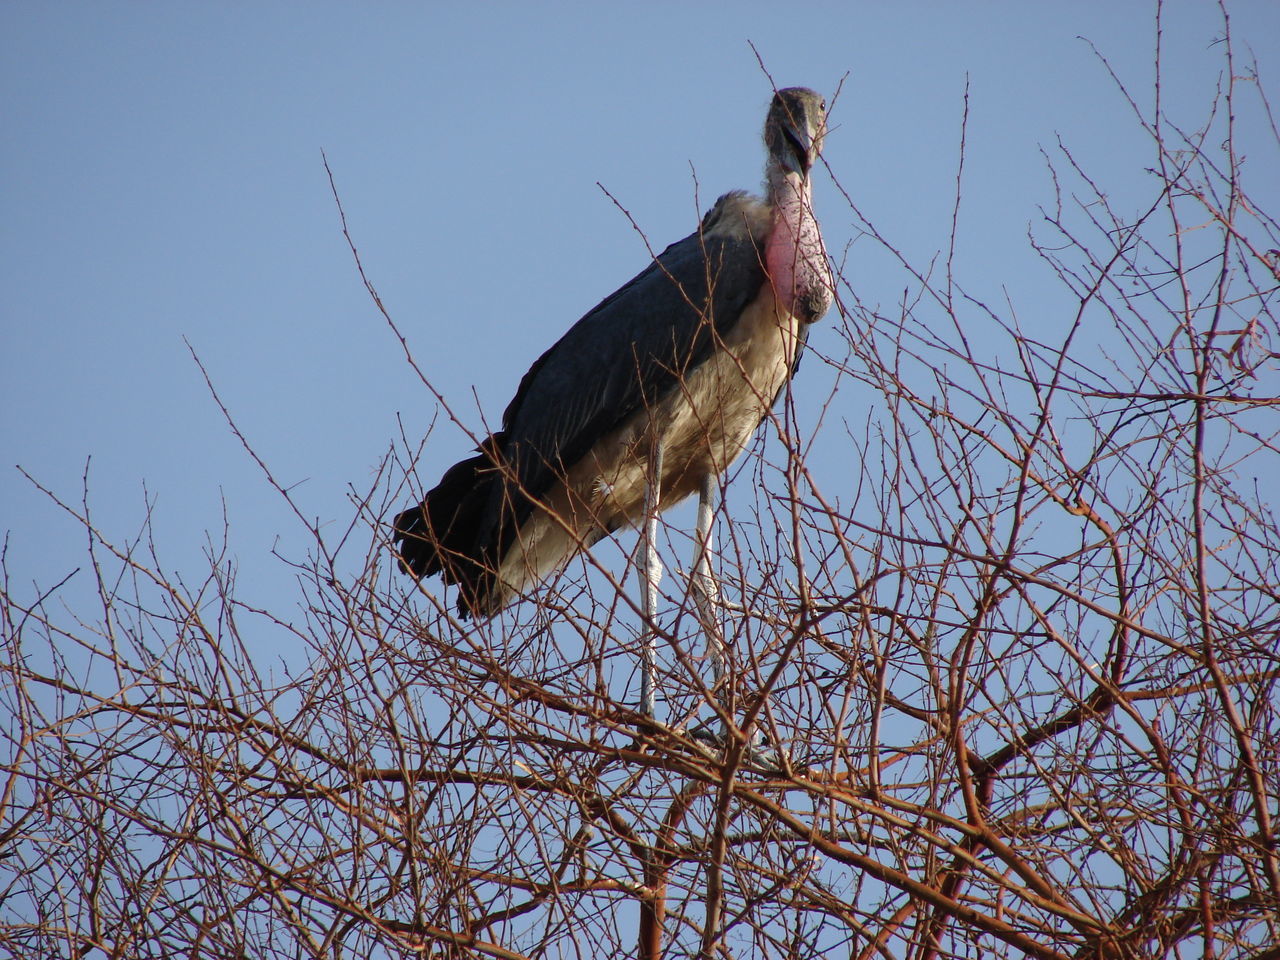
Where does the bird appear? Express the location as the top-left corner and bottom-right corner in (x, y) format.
(394, 88), (831, 672)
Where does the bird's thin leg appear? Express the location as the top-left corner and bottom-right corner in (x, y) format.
(639, 442), (664, 718)
(693, 473), (727, 737)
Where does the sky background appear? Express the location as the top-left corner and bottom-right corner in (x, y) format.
(3, 2), (1278, 643)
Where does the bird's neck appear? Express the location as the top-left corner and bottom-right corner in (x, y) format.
(765, 168), (831, 324)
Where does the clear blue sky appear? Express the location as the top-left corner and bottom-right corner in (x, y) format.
(4, 2), (1277, 625)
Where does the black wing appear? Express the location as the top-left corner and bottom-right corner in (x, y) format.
(476, 192), (770, 558)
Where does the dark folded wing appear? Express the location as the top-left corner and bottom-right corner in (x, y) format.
(477, 194), (769, 557)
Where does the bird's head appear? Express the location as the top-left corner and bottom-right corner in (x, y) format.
(764, 87), (827, 180)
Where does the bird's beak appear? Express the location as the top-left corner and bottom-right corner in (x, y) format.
(778, 119), (816, 179)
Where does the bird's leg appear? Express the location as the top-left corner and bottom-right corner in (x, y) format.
(693, 473), (727, 739)
(639, 442), (664, 718)
(693, 477), (780, 771)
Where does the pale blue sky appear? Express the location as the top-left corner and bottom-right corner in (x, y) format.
(4, 2), (1277, 623)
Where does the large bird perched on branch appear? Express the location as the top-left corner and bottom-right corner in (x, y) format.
(394, 88), (831, 646)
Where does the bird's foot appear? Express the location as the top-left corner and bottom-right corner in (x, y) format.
(686, 720), (788, 774)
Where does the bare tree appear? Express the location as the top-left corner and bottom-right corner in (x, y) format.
(3, 9), (1277, 959)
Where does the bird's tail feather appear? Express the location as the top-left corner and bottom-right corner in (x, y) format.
(393, 447), (499, 615)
